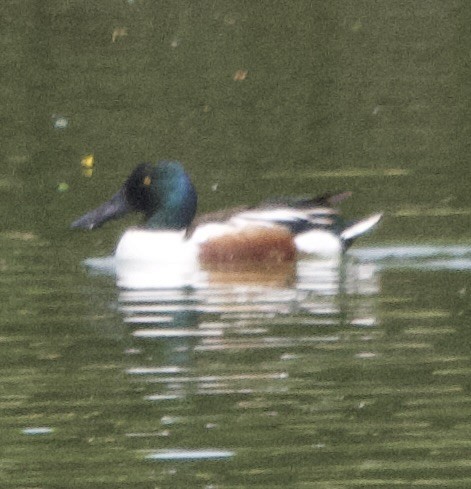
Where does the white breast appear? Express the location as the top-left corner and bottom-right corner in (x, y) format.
(115, 229), (202, 289)
(115, 229), (197, 262)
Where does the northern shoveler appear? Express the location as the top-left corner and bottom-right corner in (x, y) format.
(71, 160), (382, 266)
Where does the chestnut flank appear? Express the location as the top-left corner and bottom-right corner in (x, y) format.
(199, 226), (296, 266)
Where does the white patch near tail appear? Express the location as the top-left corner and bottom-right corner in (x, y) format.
(340, 213), (383, 241)
(294, 230), (343, 258)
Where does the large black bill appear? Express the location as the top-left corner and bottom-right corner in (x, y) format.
(71, 188), (132, 230)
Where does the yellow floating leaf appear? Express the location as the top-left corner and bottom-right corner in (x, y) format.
(233, 69), (248, 81)
(224, 15), (237, 26)
(352, 20), (362, 32)
(112, 27), (128, 43)
(81, 154), (94, 169)
(57, 182), (69, 192)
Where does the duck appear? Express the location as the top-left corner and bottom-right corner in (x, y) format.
(71, 160), (382, 268)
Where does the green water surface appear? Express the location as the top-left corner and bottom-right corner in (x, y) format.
(1, 1), (471, 488)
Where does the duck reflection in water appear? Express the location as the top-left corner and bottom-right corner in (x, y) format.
(120, 257), (380, 400)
